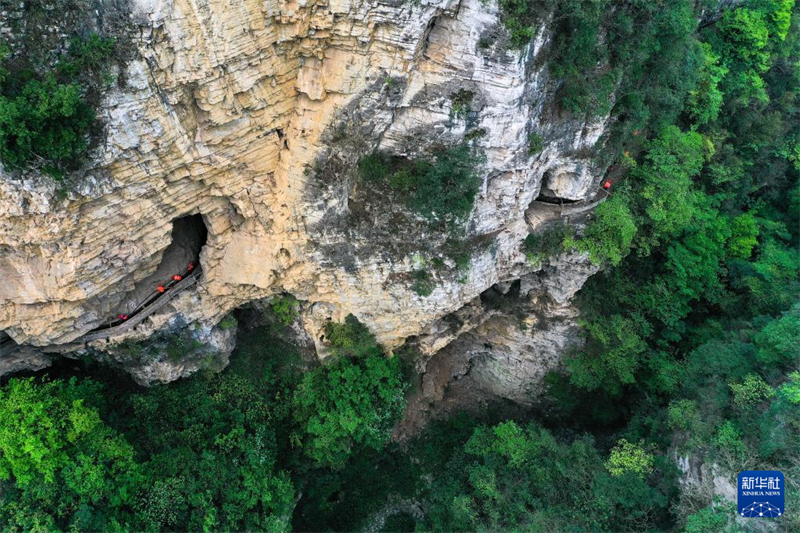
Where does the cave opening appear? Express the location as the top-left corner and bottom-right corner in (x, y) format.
(94, 214), (209, 331)
(536, 170), (579, 205)
(534, 191), (578, 205)
(479, 280), (522, 310)
(167, 214), (208, 266)
(0, 330), (16, 352)
(127, 213), (207, 307)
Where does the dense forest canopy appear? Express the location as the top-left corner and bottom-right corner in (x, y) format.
(1, 0), (798, 531)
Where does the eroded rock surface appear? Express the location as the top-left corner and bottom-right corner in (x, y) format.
(1, 0), (609, 402)
(396, 250), (599, 438)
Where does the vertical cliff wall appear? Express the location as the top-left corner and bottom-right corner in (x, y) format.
(0, 0), (608, 396)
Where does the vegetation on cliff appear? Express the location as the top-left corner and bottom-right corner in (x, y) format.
(0, 1), (797, 532)
(292, 315), (407, 469)
(0, 34), (116, 177)
(358, 145), (484, 224)
(550, 1), (800, 529)
(0, 0), (124, 179)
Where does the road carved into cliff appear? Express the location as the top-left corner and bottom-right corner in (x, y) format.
(77, 266), (203, 343)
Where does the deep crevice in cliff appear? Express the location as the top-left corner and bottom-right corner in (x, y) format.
(534, 193), (579, 205)
(170, 214), (208, 261)
(123, 213), (207, 310)
(86, 214), (209, 335)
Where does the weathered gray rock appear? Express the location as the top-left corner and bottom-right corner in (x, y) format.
(0, 345), (54, 376)
(0, 0), (609, 386)
(396, 250), (599, 437)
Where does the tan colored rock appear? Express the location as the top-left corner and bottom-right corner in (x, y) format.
(0, 0), (608, 385)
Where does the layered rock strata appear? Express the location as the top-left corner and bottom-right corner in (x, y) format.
(1, 0), (607, 394)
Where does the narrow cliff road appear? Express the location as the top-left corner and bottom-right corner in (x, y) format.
(78, 266), (203, 343)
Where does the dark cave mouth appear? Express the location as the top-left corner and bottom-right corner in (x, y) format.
(141, 213), (208, 285)
(534, 191), (579, 205)
(170, 213), (208, 260)
(0, 330), (16, 350)
(103, 213), (210, 327)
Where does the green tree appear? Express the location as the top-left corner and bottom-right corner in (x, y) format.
(422, 421), (671, 532)
(686, 43), (728, 125)
(753, 304), (800, 366)
(0, 33), (116, 174)
(124, 372), (295, 532)
(727, 212), (760, 259)
(570, 195), (636, 266)
(292, 315), (406, 468)
(358, 145), (484, 224)
(631, 126), (706, 251)
(606, 439), (655, 477)
(683, 500), (742, 533)
(0, 378), (140, 531)
(0, 76), (93, 170)
(567, 314), (650, 392)
(729, 374), (775, 409)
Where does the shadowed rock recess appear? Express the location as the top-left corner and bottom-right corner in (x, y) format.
(1, 0), (607, 397)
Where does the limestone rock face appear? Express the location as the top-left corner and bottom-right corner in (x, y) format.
(396, 250), (599, 438)
(91, 319), (237, 386)
(0, 0), (608, 401)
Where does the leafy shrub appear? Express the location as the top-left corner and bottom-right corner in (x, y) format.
(497, 0), (538, 48)
(453, 253), (471, 271)
(729, 374), (775, 409)
(271, 294), (299, 326)
(464, 127), (487, 141)
(449, 89), (474, 118)
(293, 315), (406, 469)
(323, 314), (383, 360)
(358, 145), (484, 223)
(218, 313), (238, 330)
(114, 338), (147, 361)
(528, 132), (544, 154)
(667, 399), (700, 432)
(56, 35), (115, 78)
(758, 370), (800, 460)
(778, 372), (800, 405)
(412, 269), (434, 296)
(568, 195), (636, 266)
(0, 34), (116, 174)
(727, 212), (759, 259)
(631, 126), (706, 251)
(686, 43), (728, 125)
(358, 152), (390, 182)
(567, 313), (650, 392)
(0, 75), (94, 171)
(753, 304), (800, 366)
(164, 332), (201, 361)
(713, 420), (747, 458)
(523, 221), (570, 264)
(606, 439), (655, 477)
(683, 499), (739, 533)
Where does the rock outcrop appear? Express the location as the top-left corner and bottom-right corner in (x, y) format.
(1, 0), (608, 401)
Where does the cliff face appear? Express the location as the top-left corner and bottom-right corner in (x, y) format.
(0, 0), (607, 396)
